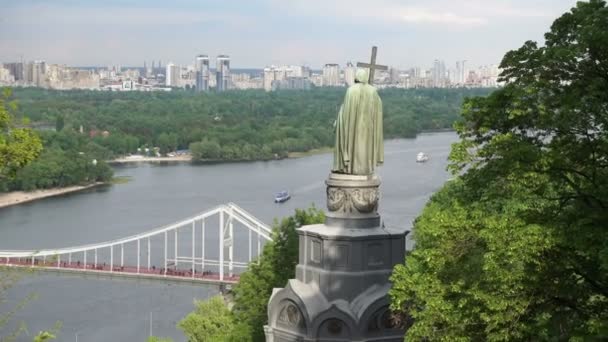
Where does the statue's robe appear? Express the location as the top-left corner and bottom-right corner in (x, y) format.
(333, 69), (384, 175)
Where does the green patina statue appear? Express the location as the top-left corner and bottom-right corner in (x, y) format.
(333, 68), (384, 175)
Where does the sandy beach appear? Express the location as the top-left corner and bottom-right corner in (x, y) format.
(0, 182), (104, 209)
(109, 155), (192, 164)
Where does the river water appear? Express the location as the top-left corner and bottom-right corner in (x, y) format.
(0, 132), (457, 341)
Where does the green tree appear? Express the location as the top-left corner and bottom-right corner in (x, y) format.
(9, 85), (492, 162)
(0, 88), (42, 180)
(178, 296), (251, 342)
(54, 115), (64, 132)
(390, 1), (608, 340)
(157, 132), (178, 155)
(190, 139), (221, 161)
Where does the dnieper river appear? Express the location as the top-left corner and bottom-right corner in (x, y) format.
(0, 132), (457, 341)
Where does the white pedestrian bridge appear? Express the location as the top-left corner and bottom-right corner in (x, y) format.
(0, 203), (272, 285)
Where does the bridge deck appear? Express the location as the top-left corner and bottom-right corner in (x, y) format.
(0, 203), (270, 286)
(2, 258), (239, 285)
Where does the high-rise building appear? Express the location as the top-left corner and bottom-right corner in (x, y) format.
(432, 59), (446, 88)
(322, 64), (340, 86)
(195, 55), (210, 92)
(0, 66), (14, 85)
(343, 62), (356, 86)
(30, 60), (46, 87)
(263, 65), (289, 91)
(263, 67), (276, 91)
(216, 55), (230, 91)
(165, 63), (180, 87)
(287, 65), (310, 78)
(478, 64), (501, 87)
(389, 67), (400, 84)
(455, 60), (467, 85)
(3, 62), (25, 82)
(263, 65), (311, 91)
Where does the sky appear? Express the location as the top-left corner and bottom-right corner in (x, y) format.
(0, 0), (579, 69)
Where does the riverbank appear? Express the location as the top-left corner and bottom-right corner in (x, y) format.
(287, 147), (333, 158)
(107, 130), (451, 166)
(109, 148), (334, 165)
(0, 182), (104, 209)
(109, 155), (192, 164)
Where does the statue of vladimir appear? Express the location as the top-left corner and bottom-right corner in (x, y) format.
(333, 68), (384, 175)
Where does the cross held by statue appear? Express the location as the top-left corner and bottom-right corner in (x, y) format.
(357, 46), (388, 85)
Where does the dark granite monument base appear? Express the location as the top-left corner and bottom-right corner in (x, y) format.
(265, 173), (407, 341)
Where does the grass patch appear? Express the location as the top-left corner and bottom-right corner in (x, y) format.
(288, 147), (333, 158)
(110, 176), (132, 184)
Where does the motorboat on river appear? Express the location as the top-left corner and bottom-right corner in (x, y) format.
(416, 152), (429, 163)
(274, 191), (291, 203)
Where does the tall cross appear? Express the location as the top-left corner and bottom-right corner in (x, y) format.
(357, 46), (388, 85)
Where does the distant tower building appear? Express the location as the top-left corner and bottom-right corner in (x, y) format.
(143, 61), (147, 77)
(389, 67), (400, 84)
(432, 59), (446, 88)
(216, 55), (230, 91)
(343, 62), (356, 86)
(455, 60), (467, 86)
(263, 66), (276, 92)
(165, 63), (180, 87)
(3, 62), (25, 82)
(195, 55), (210, 92)
(322, 63), (340, 86)
(263, 66), (287, 92)
(31, 60), (46, 87)
(301, 66), (311, 78)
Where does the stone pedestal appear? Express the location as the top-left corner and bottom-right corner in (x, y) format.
(265, 173), (407, 341)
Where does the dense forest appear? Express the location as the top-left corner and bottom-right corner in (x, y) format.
(390, 1), (608, 340)
(1, 86), (492, 191)
(11, 87), (492, 161)
(0, 130), (114, 192)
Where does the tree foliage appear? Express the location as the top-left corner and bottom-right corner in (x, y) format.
(10, 87), (491, 161)
(0, 130), (114, 192)
(390, 1), (608, 340)
(179, 207), (324, 342)
(178, 296), (250, 342)
(147, 337), (173, 342)
(0, 88), (42, 180)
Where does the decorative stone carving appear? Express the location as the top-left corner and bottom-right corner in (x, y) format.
(326, 172), (381, 215)
(278, 302), (306, 329)
(366, 307), (404, 333)
(351, 188), (379, 213)
(327, 187), (379, 214)
(327, 187), (347, 212)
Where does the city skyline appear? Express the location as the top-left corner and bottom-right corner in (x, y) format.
(1, 0), (578, 68)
